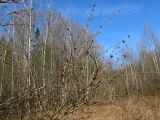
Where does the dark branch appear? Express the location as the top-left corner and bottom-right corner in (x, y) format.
(0, 0), (21, 4)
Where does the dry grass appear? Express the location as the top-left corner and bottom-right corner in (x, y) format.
(8, 95), (160, 120)
(62, 96), (160, 120)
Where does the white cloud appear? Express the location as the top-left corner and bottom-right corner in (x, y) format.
(85, 2), (143, 17)
(56, 1), (155, 18)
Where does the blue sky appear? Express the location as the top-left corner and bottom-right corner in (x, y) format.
(43, 0), (160, 52)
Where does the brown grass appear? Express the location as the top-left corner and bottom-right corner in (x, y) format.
(9, 95), (160, 120)
(62, 95), (160, 120)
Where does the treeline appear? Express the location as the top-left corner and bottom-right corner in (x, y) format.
(0, 1), (108, 119)
(103, 25), (160, 99)
(123, 26), (160, 95)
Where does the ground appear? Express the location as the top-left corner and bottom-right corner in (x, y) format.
(18, 96), (160, 120)
(63, 96), (160, 120)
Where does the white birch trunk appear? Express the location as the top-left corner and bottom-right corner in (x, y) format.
(42, 22), (49, 94)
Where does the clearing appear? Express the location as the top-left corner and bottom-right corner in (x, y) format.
(63, 96), (160, 120)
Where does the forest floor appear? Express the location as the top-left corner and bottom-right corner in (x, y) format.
(13, 95), (160, 120)
(62, 96), (160, 120)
